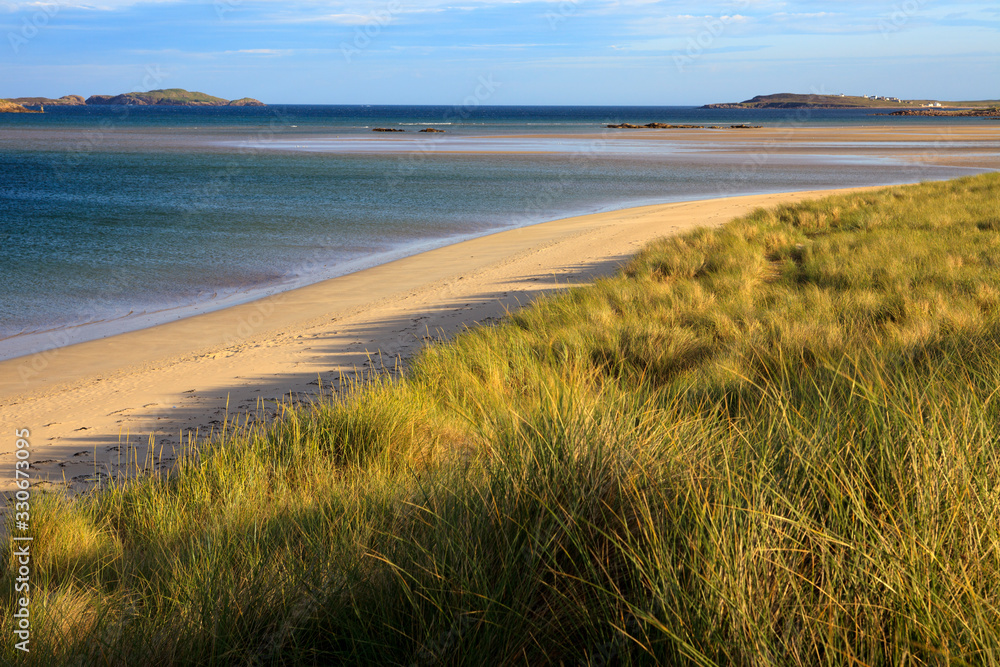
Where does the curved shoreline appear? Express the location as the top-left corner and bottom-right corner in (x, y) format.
(10, 125), (991, 367)
(0, 185), (892, 494)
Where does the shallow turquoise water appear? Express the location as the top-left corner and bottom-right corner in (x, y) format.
(0, 105), (990, 359)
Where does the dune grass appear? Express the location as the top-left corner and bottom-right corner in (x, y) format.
(4, 174), (1000, 665)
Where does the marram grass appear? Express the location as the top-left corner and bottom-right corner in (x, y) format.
(4, 174), (1000, 665)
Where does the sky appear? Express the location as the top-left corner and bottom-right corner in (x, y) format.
(1, 0), (998, 105)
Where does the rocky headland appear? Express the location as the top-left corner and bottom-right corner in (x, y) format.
(704, 93), (1000, 111)
(8, 95), (86, 107)
(703, 93), (917, 109)
(0, 99), (42, 113)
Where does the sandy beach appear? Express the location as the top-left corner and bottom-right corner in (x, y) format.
(0, 185), (892, 495)
(2, 121), (998, 496)
(3, 123), (998, 496)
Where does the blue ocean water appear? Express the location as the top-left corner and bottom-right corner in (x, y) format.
(4, 104), (999, 132)
(0, 105), (993, 359)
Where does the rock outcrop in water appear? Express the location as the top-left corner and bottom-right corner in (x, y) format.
(607, 122), (705, 129)
(227, 97), (267, 107)
(372, 127), (405, 132)
(606, 122), (763, 130)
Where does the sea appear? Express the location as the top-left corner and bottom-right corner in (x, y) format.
(1, 105), (997, 361)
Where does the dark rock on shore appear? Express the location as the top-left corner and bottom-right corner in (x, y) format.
(646, 122), (704, 129)
(607, 122), (705, 129)
(419, 128), (445, 133)
(877, 108), (1000, 117)
(373, 127), (405, 132)
(606, 122), (763, 130)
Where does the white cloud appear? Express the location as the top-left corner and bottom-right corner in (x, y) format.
(294, 13), (387, 25)
(226, 48), (290, 54)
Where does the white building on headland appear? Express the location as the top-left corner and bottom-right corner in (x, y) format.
(859, 95), (904, 103)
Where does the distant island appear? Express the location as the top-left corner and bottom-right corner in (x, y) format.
(6, 94), (86, 107)
(702, 93), (1000, 110)
(85, 89), (265, 107)
(0, 99), (42, 113)
(1, 88), (264, 112)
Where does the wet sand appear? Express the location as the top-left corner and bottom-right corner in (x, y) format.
(4, 124), (999, 165)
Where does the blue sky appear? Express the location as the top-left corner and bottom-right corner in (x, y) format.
(1, 0), (998, 104)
